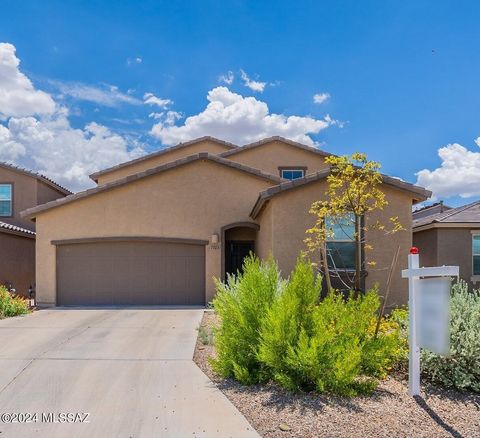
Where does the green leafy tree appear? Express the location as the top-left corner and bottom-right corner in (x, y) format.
(305, 153), (403, 293)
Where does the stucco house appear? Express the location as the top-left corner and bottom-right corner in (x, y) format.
(413, 200), (480, 289)
(22, 136), (429, 307)
(0, 162), (70, 296)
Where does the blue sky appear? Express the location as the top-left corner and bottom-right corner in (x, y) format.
(0, 1), (479, 202)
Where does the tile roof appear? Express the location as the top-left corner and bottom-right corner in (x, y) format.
(0, 221), (36, 238)
(413, 200), (480, 229)
(219, 136), (331, 158)
(0, 162), (71, 195)
(251, 170), (431, 219)
(89, 136), (238, 182)
(22, 152), (282, 219)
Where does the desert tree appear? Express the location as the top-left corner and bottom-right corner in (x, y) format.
(305, 153), (404, 294)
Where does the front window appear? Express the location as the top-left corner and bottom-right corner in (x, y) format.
(473, 234), (480, 275)
(325, 214), (356, 271)
(0, 184), (12, 217)
(281, 169), (305, 180)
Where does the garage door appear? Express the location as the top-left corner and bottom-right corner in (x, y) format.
(56, 240), (205, 306)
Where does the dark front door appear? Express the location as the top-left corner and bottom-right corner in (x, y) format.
(225, 240), (254, 278)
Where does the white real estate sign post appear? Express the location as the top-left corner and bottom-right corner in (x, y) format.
(401, 247), (459, 396)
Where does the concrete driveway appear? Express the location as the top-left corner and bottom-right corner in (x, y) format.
(0, 308), (258, 438)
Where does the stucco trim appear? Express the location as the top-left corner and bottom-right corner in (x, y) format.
(51, 236), (210, 246)
(0, 162), (71, 196)
(414, 223), (480, 232)
(250, 170), (431, 219)
(219, 136), (331, 158)
(22, 153), (282, 220)
(89, 136), (238, 182)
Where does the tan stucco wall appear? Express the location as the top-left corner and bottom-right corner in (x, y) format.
(263, 181), (413, 306)
(0, 232), (35, 296)
(34, 159), (269, 306)
(436, 227), (480, 290)
(36, 180), (68, 206)
(413, 228), (438, 268)
(225, 140), (330, 177)
(256, 202), (274, 261)
(0, 166), (37, 231)
(96, 140), (234, 185)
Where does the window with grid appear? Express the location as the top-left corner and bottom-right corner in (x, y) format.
(473, 234), (480, 275)
(325, 214), (356, 271)
(0, 184), (12, 217)
(281, 169), (305, 180)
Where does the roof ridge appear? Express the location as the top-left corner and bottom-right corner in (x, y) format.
(89, 136), (238, 181)
(0, 162), (71, 195)
(23, 152), (281, 219)
(220, 136), (331, 158)
(435, 199), (480, 222)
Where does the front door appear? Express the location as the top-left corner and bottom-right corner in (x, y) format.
(225, 240), (254, 278)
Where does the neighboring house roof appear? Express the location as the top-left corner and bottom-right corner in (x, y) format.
(89, 136), (238, 182)
(219, 136), (331, 158)
(0, 162), (71, 196)
(413, 200), (480, 230)
(22, 152), (282, 219)
(412, 201), (452, 220)
(251, 169), (431, 219)
(0, 220), (36, 238)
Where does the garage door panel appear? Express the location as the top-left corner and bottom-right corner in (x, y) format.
(56, 241), (205, 306)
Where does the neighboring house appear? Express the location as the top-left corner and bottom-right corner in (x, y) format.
(413, 200), (480, 289)
(22, 136), (430, 307)
(0, 163), (71, 296)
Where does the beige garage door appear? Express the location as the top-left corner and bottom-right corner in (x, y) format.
(56, 240), (205, 306)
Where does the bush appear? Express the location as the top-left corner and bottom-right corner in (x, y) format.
(0, 285), (30, 318)
(210, 255), (283, 384)
(213, 257), (403, 395)
(422, 280), (480, 392)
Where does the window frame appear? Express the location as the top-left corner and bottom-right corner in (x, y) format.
(472, 232), (480, 277)
(325, 213), (357, 272)
(0, 182), (13, 218)
(278, 166), (307, 180)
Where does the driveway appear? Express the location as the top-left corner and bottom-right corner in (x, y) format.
(0, 308), (258, 438)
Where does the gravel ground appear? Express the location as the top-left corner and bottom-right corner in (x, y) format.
(194, 311), (480, 438)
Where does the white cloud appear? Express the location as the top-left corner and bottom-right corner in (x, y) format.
(135, 57), (142, 64)
(416, 142), (480, 199)
(150, 86), (337, 146)
(0, 43), (56, 119)
(240, 70), (266, 92)
(53, 81), (141, 107)
(219, 71), (234, 85)
(0, 43), (145, 192)
(313, 92), (330, 104)
(143, 92), (173, 109)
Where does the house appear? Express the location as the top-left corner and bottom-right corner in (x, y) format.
(413, 200), (480, 289)
(22, 136), (430, 307)
(0, 162), (71, 296)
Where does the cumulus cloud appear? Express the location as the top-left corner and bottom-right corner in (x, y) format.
(0, 43), (145, 192)
(0, 43), (56, 119)
(313, 92), (330, 104)
(416, 142), (480, 199)
(219, 71), (234, 85)
(150, 86), (337, 146)
(143, 92), (173, 109)
(53, 81), (142, 107)
(240, 70), (266, 92)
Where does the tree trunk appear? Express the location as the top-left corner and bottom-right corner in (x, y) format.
(354, 214), (362, 294)
(321, 243), (333, 293)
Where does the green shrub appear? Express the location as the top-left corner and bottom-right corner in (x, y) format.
(422, 280), (480, 392)
(213, 256), (403, 396)
(258, 258), (322, 391)
(0, 285), (30, 318)
(210, 255), (283, 384)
